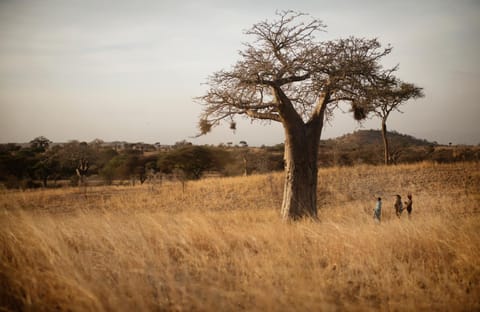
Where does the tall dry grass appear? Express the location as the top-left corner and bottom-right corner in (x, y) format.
(1, 162), (479, 311)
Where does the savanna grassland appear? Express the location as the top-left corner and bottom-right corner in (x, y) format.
(1, 162), (479, 311)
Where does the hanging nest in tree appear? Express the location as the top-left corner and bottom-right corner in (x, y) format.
(352, 102), (367, 121)
(199, 119), (212, 135)
(230, 121), (236, 130)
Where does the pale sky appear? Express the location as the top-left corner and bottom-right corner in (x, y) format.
(1, 0), (479, 146)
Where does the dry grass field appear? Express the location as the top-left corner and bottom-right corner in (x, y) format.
(1, 162), (479, 311)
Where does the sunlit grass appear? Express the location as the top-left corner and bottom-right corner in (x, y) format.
(1, 162), (479, 311)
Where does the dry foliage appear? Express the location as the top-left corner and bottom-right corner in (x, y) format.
(1, 162), (479, 311)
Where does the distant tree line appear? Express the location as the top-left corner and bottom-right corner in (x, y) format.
(0, 137), (284, 189)
(318, 130), (480, 166)
(0, 135), (478, 189)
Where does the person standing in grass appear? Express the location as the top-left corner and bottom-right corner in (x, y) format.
(405, 194), (413, 217)
(394, 194), (403, 217)
(373, 197), (382, 222)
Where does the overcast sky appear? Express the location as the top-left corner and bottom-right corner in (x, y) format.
(1, 0), (479, 145)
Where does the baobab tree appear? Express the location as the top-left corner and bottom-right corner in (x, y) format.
(370, 79), (424, 165)
(197, 11), (416, 220)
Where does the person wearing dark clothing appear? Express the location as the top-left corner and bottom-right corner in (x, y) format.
(405, 194), (413, 217)
(394, 194), (403, 217)
(373, 197), (382, 222)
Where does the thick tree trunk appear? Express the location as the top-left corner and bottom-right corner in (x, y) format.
(273, 85), (326, 221)
(280, 123), (321, 220)
(381, 120), (390, 165)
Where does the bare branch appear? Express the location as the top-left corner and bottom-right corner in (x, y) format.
(246, 110), (281, 122)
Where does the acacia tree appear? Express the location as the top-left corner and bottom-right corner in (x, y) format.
(29, 136), (52, 153)
(370, 80), (424, 165)
(197, 11), (411, 220)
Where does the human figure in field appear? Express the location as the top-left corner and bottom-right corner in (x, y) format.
(394, 194), (403, 217)
(373, 197), (382, 222)
(404, 194), (413, 217)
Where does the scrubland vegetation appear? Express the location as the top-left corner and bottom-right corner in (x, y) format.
(2, 131), (479, 190)
(1, 162), (479, 311)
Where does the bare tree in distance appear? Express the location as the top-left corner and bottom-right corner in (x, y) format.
(370, 80), (424, 165)
(29, 136), (52, 152)
(196, 10), (418, 220)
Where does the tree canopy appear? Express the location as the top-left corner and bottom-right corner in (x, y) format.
(371, 79), (424, 121)
(197, 10), (399, 135)
(157, 145), (230, 180)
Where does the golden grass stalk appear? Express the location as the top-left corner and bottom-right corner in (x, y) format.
(1, 162), (479, 311)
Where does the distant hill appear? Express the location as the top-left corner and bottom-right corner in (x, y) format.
(322, 129), (436, 149)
